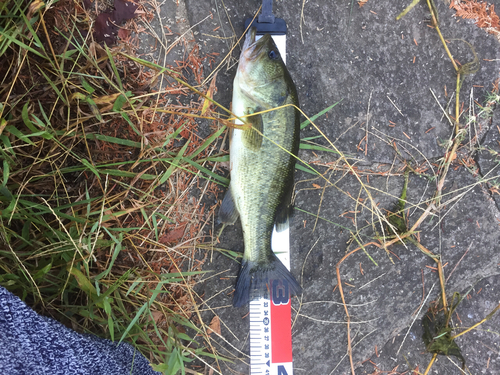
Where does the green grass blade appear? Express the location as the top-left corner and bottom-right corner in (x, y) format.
(299, 143), (340, 154)
(295, 162), (318, 175)
(38, 68), (68, 106)
(81, 158), (101, 180)
(22, 102), (39, 133)
(105, 45), (123, 91)
(80, 77), (95, 95)
(103, 297), (115, 341)
(300, 100), (342, 130)
(99, 169), (157, 180)
(94, 230), (123, 281)
(5, 125), (35, 145)
(159, 141), (190, 185)
(120, 111), (142, 138)
(112, 94), (128, 112)
(182, 157), (229, 185)
(301, 135), (323, 141)
(2, 159), (9, 186)
(0, 30), (47, 59)
(187, 126), (226, 160)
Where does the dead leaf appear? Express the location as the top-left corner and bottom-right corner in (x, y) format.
(113, 0), (138, 23)
(159, 226), (185, 244)
(93, 0), (138, 45)
(451, 0), (500, 36)
(117, 28), (131, 40)
(92, 93), (122, 105)
(201, 72), (218, 115)
(94, 12), (118, 45)
(207, 315), (221, 335)
(151, 310), (164, 324)
(81, 0), (92, 10)
(446, 150), (457, 163)
(0, 119), (8, 137)
(28, 0), (45, 20)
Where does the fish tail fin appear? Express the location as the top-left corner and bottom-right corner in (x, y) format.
(233, 253), (302, 308)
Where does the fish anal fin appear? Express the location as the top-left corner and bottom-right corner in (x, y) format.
(218, 187), (239, 225)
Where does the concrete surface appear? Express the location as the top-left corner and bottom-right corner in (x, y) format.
(141, 0), (500, 373)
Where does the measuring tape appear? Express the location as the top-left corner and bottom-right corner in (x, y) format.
(244, 2), (295, 373)
(249, 227), (294, 375)
(250, 229), (293, 375)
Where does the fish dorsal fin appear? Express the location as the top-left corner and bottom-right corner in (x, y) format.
(242, 109), (263, 152)
(218, 185), (239, 225)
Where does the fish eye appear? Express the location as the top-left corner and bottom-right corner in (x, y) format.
(268, 50), (280, 60)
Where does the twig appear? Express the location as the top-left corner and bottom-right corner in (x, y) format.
(336, 242), (380, 375)
(202, 7), (261, 86)
(396, 0), (420, 21)
(313, 170), (334, 232)
(445, 243), (472, 284)
(365, 91), (373, 156)
(387, 95), (403, 116)
(397, 282), (436, 355)
(424, 353), (438, 375)
(408, 238), (447, 314)
(300, 0), (307, 44)
(426, 0), (458, 72)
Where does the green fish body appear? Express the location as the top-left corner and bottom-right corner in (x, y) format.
(219, 28), (302, 307)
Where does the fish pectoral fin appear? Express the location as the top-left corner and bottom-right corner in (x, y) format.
(242, 111), (263, 151)
(218, 187), (239, 225)
(275, 182), (294, 232)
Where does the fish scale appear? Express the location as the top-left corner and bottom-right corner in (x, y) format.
(233, 111), (294, 260)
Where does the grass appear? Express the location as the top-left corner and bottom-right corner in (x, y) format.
(0, 0), (233, 373)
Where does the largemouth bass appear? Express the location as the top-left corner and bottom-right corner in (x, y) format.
(219, 27), (302, 307)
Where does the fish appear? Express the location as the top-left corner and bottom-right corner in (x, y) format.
(218, 27), (302, 307)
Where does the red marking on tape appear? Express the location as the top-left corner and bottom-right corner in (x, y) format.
(270, 280), (293, 363)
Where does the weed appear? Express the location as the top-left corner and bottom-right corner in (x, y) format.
(0, 0), (231, 372)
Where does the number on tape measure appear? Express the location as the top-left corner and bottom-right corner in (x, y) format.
(272, 280), (289, 305)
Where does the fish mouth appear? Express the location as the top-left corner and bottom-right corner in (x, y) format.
(241, 27), (257, 54)
(240, 28), (272, 66)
